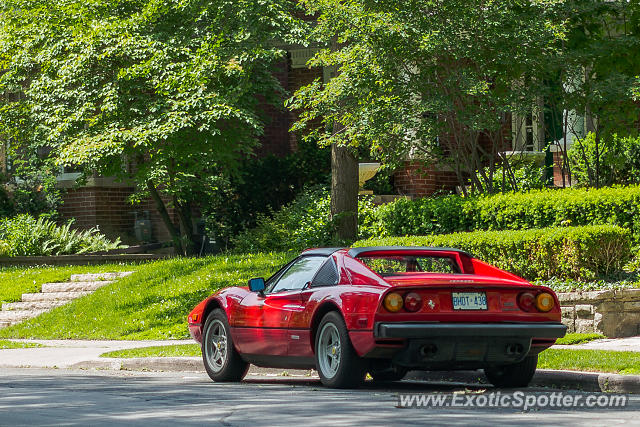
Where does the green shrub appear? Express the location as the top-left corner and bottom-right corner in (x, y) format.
(472, 185), (640, 237)
(232, 185), (378, 253)
(203, 140), (330, 247)
(533, 277), (640, 293)
(376, 194), (475, 236)
(0, 214), (123, 256)
(377, 185), (640, 240)
(482, 162), (547, 193)
(354, 225), (632, 281)
(569, 133), (640, 187)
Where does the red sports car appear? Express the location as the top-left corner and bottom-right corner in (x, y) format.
(188, 246), (566, 388)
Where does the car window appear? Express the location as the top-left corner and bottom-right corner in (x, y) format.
(264, 259), (297, 289)
(311, 257), (339, 287)
(266, 256), (327, 293)
(358, 255), (461, 276)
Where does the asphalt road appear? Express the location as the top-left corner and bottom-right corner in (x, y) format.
(0, 368), (639, 426)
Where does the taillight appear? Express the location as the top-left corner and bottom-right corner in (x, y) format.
(518, 292), (536, 312)
(518, 291), (555, 312)
(404, 292), (422, 312)
(535, 292), (555, 312)
(384, 292), (403, 312)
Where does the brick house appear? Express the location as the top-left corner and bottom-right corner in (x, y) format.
(54, 51), (325, 243)
(6, 48), (586, 243)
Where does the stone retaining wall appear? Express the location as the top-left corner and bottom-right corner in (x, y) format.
(559, 289), (640, 337)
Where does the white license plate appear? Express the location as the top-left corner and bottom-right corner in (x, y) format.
(452, 292), (487, 310)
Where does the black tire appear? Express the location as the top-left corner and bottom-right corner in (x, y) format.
(484, 355), (538, 388)
(315, 311), (365, 388)
(369, 365), (408, 383)
(202, 309), (248, 382)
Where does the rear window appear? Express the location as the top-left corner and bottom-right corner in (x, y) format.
(358, 255), (461, 276)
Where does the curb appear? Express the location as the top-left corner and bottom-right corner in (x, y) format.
(64, 357), (640, 393)
(405, 369), (640, 394)
(69, 357), (203, 372)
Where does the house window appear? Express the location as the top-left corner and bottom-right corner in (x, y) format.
(512, 103), (544, 152)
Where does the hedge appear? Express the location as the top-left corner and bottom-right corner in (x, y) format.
(376, 185), (640, 239)
(353, 225), (632, 281)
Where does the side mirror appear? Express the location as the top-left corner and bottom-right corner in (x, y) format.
(248, 277), (266, 293)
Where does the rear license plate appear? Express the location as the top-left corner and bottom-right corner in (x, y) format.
(452, 292), (487, 310)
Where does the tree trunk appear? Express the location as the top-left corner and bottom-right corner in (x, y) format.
(594, 130), (601, 189)
(331, 143), (358, 242)
(146, 180), (184, 255)
(174, 197), (196, 256)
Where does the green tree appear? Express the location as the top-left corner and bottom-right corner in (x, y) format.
(290, 0), (565, 198)
(552, 0), (640, 188)
(0, 0), (302, 254)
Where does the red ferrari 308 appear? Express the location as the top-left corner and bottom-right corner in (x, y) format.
(188, 246), (566, 388)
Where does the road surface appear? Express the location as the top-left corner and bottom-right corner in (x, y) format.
(0, 368), (638, 426)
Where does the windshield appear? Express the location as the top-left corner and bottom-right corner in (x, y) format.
(358, 255), (461, 276)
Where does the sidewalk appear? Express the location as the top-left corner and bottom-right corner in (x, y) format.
(1, 337), (639, 393)
(0, 339), (195, 370)
(553, 336), (640, 352)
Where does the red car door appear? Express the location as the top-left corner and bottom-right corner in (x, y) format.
(231, 255), (328, 357)
(287, 256), (341, 358)
(232, 290), (302, 356)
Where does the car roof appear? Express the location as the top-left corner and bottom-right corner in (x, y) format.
(347, 246), (473, 258)
(301, 247), (344, 256)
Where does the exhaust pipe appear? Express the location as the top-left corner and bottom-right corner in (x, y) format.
(505, 343), (524, 356)
(420, 343), (438, 358)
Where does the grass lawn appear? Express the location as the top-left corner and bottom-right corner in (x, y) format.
(0, 253), (287, 340)
(555, 333), (606, 345)
(101, 344), (201, 358)
(0, 264), (138, 304)
(0, 339), (44, 349)
(539, 349), (640, 375)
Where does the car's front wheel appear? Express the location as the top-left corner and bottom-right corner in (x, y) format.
(315, 311), (365, 388)
(484, 355), (538, 388)
(202, 309), (248, 382)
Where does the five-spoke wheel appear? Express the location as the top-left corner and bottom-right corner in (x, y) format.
(315, 311), (365, 388)
(202, 309), (248, 382)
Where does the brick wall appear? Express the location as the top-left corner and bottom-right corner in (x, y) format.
(59, 184), (184, 244)
(255, 59), (294, 158)
(552, 151), (574, 188)
(254, 57), (323, 157)
(288, 62), (323, 152)
(59, 186), (136, 241)
(136, 195), (180, 243)
(393, 161), (459, 197)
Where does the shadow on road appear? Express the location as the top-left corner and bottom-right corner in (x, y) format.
(0, 369), (636, 426)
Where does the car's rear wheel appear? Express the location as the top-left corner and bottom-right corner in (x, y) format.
(369, 365), (408, 383)
(315, 311), (365, 388)
(202, 309), (248, 382)
(484, 355), (538, 388)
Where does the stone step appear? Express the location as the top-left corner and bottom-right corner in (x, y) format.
(0, 310), (47, 323)
(41, 281), (113, 293)
(2, 300), (69, 311)
(70, 271), (133, 282)
(0, 320), (11, 328)
(21, 291), (89, 302)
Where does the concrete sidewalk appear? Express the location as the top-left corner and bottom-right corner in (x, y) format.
(0, 339), (194, 370)
(1, 337), (639, 393)
(553, 336), (640, 352)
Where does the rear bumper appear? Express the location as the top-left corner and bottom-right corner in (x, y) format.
(375, 322), (567, 339)
(373, 322), (566, 368)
